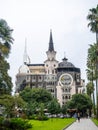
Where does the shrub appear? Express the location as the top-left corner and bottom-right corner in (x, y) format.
(0, 116), (4, 129)
(0, 118), (11, 130)
(0, 118), (32, 130)
(3, 119), (11, 128)
(28, 114), (36, 119)
(36, 115), (49, 121)
(10, 118), (32, 130)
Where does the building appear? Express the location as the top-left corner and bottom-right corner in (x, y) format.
(15, 30), (85, 106)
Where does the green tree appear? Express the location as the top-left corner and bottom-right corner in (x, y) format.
(61, 104), (67, 115)
(86, 82), (94, 98)
(26, 102), (38, 117)
(87, 5), (98, 43)
(86, 44), (97, 116)
(67, 94), (93, 117)
(0, 19), (14, 95)
(37, 103), (45, 120)
(0, 95), (26, 118)
(20, 87), (52, 105)
(48, 99), (61, 116)
(87, 5), (98, 118)
(0, 19), (14, 57)
(20, 87), (53, 117)
(0, 57), (12, 95)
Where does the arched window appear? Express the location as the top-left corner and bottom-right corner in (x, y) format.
(52, 70), (54, 74)
(65, 96), (68, 99)
(65, 89), (67, 92)
(62, 96), (64, 99)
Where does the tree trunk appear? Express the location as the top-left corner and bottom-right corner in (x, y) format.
(96, 31), (98, 119)
(92, 70), (96, 116)
(95, 71), (98, 119)
(93, 91), (96, 115)
(96, 32), (98, 45)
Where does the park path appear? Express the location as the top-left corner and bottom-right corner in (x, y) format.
(64, 118), (98, 130)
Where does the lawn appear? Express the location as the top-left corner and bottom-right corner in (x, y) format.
(92, 118), (98, 126)
(28, 118), (75, 130)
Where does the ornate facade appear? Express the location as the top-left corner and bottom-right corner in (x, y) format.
(15, 30), (85, 106)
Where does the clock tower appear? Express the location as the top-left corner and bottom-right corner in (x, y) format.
(56, 56), (81, 106)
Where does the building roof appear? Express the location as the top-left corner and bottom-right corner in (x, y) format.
(19, 64), (30, 74)
(58, 57), (75, 68)
(27, 64), (44, 66)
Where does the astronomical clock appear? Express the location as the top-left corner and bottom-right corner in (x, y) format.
(59, 73), (73, 87)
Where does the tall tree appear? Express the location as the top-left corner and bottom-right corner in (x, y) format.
(0, 19), (14, 95)
(87, 5), (98, 118)
(0, 19), (14, 57)
(20, 87), (53, 117)
(0, 95), (26, 118)
(87, 5), (98, 43)
(47, 99), (61, 115)
(86, 44), (97, 115)
(20, 87), (52, 105)
(86, 82), (94, 98)
(67, 94), (93, 117)
(0, 56), (13, 95)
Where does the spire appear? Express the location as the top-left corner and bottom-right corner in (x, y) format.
(23, 38), (30, 64)
(24, 38), (27, 55)
(48, 29), (54, 51)
(23, 38), (27, 64)
(62, 52), (68, 62)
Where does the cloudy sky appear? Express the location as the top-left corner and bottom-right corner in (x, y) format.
(0, 0), (98, 88)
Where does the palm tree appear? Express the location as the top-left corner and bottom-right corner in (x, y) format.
(87, 44), (97, 116)
(0, 19), (14, 58)
(87, 5), (98, 43)
(87, 5), (98, 119)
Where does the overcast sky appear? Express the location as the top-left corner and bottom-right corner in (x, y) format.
(0, 0), (98, 88)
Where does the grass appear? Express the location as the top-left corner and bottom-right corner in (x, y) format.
(91, 118), (98, 126)
(28, 118), (75, 130)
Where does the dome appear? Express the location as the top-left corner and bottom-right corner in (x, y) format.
(19, 64), (30, 74)
(58, 57), (75, 68)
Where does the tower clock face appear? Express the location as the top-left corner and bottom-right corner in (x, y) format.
(59, 73), (73, 86)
